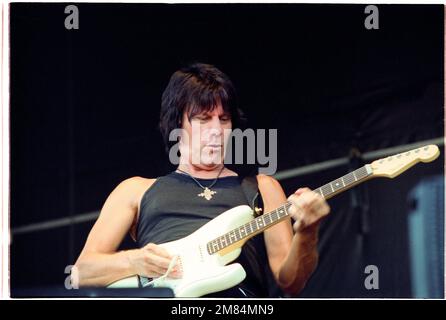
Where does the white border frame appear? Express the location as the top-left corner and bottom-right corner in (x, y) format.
(1, 0), (444, 301)
(1, 1), (10, 300)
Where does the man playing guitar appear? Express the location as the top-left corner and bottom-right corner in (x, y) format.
(73, 63), (330, 297)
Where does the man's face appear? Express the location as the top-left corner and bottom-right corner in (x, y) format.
(180, 103), (232, 169)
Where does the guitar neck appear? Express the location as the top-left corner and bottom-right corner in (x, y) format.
(207, 144), (440, 255)
(207, 164), (374, 255)
(313, 164), (373, 199)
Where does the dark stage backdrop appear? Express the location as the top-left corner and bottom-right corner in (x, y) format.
(9, 4), (444, 297)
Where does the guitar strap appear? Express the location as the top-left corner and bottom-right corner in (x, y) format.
(240, 175), (264, 215)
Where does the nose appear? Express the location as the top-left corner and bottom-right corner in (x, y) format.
(209, 116), (223, 136)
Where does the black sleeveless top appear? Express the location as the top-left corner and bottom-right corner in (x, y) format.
(135, 171), (271, 297)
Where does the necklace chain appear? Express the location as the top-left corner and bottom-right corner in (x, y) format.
(176, 166), (225, 190)
(176, 166), (225, 200)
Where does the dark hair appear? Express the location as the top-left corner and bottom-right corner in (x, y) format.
(159, 63), (245, 153)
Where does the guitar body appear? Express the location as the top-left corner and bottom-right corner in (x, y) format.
(107, 205), (255, 297)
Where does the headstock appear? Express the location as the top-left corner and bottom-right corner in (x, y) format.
(370, 144), (440, 178)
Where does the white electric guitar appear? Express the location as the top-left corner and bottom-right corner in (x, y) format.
(107, 144), (440, 297)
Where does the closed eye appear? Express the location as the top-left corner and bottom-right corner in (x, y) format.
(220, 116), (231, 122)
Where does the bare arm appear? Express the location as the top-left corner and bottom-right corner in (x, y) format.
(257, 175), (329, 296)
(73, 177), (179, 287)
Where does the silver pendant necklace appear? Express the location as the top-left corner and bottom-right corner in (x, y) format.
(176, 166), (225, 200)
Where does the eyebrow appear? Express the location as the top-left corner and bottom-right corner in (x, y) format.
(194, 112), (231, 118)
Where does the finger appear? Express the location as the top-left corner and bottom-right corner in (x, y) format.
(294, 187), (311, 197)
(145, 243), (172, 259)
(142, 264), (167, 278)
(293, 218), (304, 233)
(161, 256), (183, 279)
(319, 202), (330, 217)
(298, 194), (323, 218)
(153, 246), (172, 260)
(146, 253), (173, 270)
(288, 193), (307, 207)
(308, 196), (330, 217)
(168, 269), (183, 279)
(286, 195), (300, 217)
(147, 262), (182, 279)
(288, 206), (300, 223)
(304, 202), (330, 228)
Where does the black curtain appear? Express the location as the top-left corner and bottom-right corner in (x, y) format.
(10, 4), (444, 297)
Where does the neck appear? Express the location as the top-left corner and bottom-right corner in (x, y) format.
(177, 162), (226, 179)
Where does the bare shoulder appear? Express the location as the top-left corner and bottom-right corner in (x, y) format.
(255, 174), (282, 189)
(113, 176), (157, 209)
(122, 176), (157, 187)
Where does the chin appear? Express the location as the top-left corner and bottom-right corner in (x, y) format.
(200, 157), (224, 168)
(200, 150), (224, 166)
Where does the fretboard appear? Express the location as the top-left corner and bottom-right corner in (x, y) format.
(206, 164), (372, 255)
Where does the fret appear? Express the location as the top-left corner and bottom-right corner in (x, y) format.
(319, 186), (325, 197)
(243, 224), (251, 237)
(258, 216), (263, 228)
(225, 232), (232, 245)
(314, 187), (323, 197)
(284, 203), (291, 215)
(354, 168), (363, 179)
(272, 209), (278, 221)
(340, 175), (347, 186)
(239, 226), (246, 238)
(267, 212), (276, 223)
(321, 184), (332, 197)
(235, 228), (241, 241)
(277, 207), (285, 218)
(250, 220), (258, 232)
(254, 218), (260, 230)
(264, 213), (272, 225)
(274, 209), (280, 220)
(283, 204), (290, 215)
(342, 172), (355, 186)
(223, 236), (228, 248)
(225, 233), (231, 246)
(352, 170), (358, 181)
(229, 230), (236, 242)
(331, 178), (344, 191)
(246, 223), (252, 235)
(355, 166), (368, 180)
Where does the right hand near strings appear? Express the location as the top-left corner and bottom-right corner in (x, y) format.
(126, 243), (182, 278)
